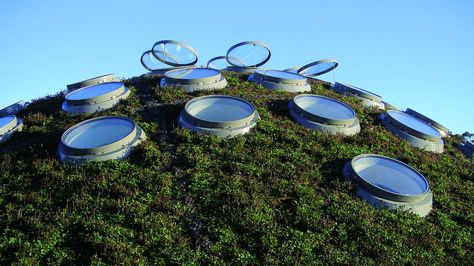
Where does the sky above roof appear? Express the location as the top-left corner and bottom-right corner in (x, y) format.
(0, 0), (473, 134)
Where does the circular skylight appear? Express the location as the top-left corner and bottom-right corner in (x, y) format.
(381, 110), (444, 153)
(152, 40), (198, 67)
(0, 115), (23, 144)
(226, 41), (271, 68)
(289, 94), (360, 136)
(333, 82), (384, 109)
(58, 116), (146, 163)
(343, 154), (432, 217)
(179, 95), (259, 138)
(62, 82), (130, 114)
(160, 67), (227, 92)
(405, 108), (450, 137)
(385, 111), (441, 140)
(249, 69), (311, 92)
(67, 73), (118, 92)
(298, 59), (338, 77)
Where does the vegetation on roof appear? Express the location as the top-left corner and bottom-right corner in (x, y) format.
(0, 72), (473, 264)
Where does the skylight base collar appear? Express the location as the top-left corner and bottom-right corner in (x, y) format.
(249, 70), (311, 93)
(160, 74), (228, 93)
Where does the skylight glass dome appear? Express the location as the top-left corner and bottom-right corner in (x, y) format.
(160, 67), (227, 92)
(298, 59), (339, 78)
(0, 115), (23, 144)
(225, 41), (271, 74)
(458, 140), (474, 160)
(288, 94), (360, 135)
(67, 73), (118, 92)
(249, 70), (311, 92)
(179, 95), (259, 138)
(343, 154), (433, 217)
(405, 108), (450, 137)
(381, 110), (444, 153)
(141, 40), (198, 76)
(58, 116), (146, 163)
(62, 82), (130, 114)
(334, 82), (384, 109)
(140, 49), (182, 75)
(207, 56), (228, 71)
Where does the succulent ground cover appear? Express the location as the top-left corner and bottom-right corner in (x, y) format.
(0, 72), (473, 264)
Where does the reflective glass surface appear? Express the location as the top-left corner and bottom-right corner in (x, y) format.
(388, 111), (441, 138)
(0, 116), (15, 129)
(64, 118), (134, 149)
(141, 50), (170, 70)
(207, 56), (228, 70)
(66, 82), (123, 101)
(166, 68), (219, 80)
(353, 156), (428, 196)
(153, 42), (197, 65)
(259, 70), (306, 80)
(187, 97), (254, 122)
(227, 43), (270, 67)
(299, 61), (337, 76)
(295, 95), (355, 120)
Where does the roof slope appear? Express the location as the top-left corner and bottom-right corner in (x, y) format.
(0, 73), (473, 264)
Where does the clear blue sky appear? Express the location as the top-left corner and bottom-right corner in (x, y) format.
(1, 0), (473, 134)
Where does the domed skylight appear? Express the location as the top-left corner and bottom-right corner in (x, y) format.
(62, 82), (130, 114)
(288, 94), (360, 135)
(343, 154), (433, 217)
(58, 116), (146, 163)
(179, 95), (259, 138)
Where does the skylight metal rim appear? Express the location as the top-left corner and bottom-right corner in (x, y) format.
(334, 82), (382, 102)
(292, 94), (357, 126)
(0, 115), (18, 136)
(207, 56), (227, 69)
(405, 108), (450, 135)
(67, 73), (118, 91)
(183, 95), (257, 129)
(253, 69), (307, 85)
(226, 41), (271, 68)
(64, 82), (127, 105)
(151, 40), (198, 67)
(385, 110), (441, 141)
(297, 59), (339, 77)
(350, 154), (431, 202)
(141, 50), (179, 72)
(163, 67), (222, 85)
(60, 116), (138, 156)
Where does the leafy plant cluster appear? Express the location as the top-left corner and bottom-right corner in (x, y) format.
(0, 72), (473, 265)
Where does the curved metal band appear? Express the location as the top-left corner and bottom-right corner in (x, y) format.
(291, 94), (356, 126)
(183, 95), (257, 128)
(349, 154), (431, 202)
(65, 82), (126, 105)
(226, 41), (271, 68)
(253, 70), (307, 85)
(67, 73), (118, 91)
(298, 59), (338, 77)
(384, 111), (441, 141)
(163, 68), (222, 85)
(334, 82), (382, 102)
(405, 108), (450, 134)
(151, 40), (198, 67)
(60, 116), (138, 156)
